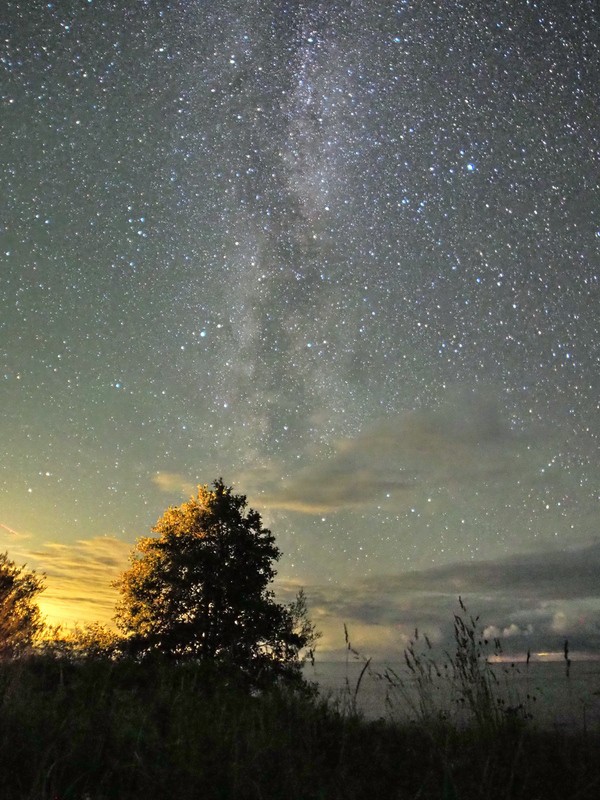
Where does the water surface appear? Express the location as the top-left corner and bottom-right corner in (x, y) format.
(305, 660), (600, 730)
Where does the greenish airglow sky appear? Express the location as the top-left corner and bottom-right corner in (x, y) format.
(2, 0), (599, 658)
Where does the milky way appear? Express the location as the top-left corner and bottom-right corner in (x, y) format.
(1, 1), (599, 655)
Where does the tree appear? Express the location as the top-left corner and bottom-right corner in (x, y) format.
(115, 479), (318, 685)
(0, 553), (44, 658)
(43, 622), (123, 662)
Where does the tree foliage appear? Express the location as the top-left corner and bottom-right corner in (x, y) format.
(0, 552), (44, 657)
(115, 479), (318, 685)
(43, 622), (123, 662)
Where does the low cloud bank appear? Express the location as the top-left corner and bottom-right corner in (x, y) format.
(304, 541), (600, 660)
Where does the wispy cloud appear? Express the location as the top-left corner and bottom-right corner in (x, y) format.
(151, 471), (196, 496)
(16, 536), (131, 627)
(260, 396), (539, 514)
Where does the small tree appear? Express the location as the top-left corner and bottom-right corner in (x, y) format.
(0, 553), (44, 657)
(115, 479), (317, 686)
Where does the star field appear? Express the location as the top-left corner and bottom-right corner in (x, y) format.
(1, 0), (599, 654)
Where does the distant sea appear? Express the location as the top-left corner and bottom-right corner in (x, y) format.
(304, 660), (600, 731)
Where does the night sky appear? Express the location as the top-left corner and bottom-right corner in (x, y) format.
(2, 0), (599, 659)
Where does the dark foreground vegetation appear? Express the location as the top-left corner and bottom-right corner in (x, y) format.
(1, 482), (598, 799)
(0, 654), (598, 800)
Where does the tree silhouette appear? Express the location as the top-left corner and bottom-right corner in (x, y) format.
(115, 478), (317, 685)
(0, 553), (44, 657)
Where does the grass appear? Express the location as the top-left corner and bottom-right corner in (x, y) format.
(373, 598), (537, 732)
(0, 606), (598, 800)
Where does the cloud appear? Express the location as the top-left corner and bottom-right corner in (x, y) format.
(14, 536), (132, 628)
(261, 395), (537, 514)
(151, 471), (196, 496)
(366, 542), (600, 601)
(502, 623), (529, 638)
(299, 541), (600, 659)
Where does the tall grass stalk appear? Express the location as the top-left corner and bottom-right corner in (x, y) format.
(379, 598), (533, 732)
(342, 623), (372, 714)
